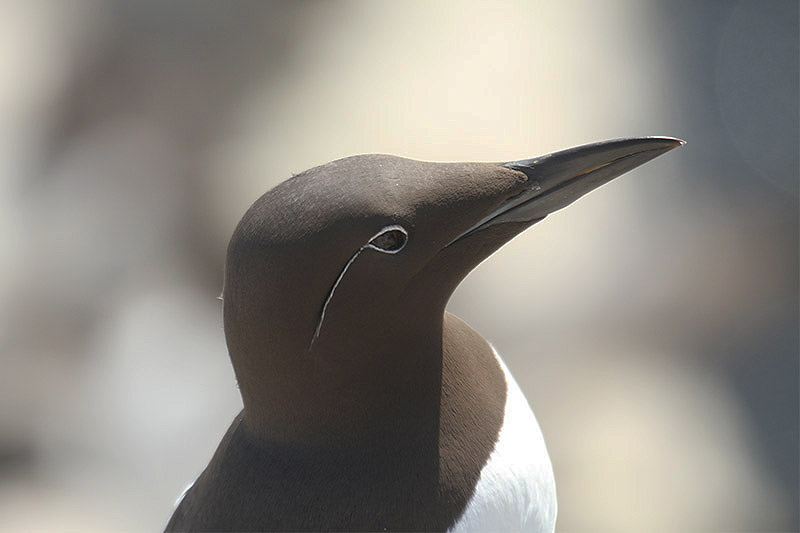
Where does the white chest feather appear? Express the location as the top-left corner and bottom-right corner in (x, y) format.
(449, 348), (557, 533)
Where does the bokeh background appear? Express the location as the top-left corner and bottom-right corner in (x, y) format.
(1, 1), (797, 531)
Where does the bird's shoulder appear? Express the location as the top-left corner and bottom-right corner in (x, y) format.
(450, 346), (557, 533)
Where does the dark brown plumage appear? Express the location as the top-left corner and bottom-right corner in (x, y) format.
(166, 138), (684, 532)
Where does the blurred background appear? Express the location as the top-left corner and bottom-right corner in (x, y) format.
(1, 0), (797, 531)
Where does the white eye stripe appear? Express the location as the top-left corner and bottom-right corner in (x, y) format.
(308, 224), (409, 351)
(366, 224), (408, 254)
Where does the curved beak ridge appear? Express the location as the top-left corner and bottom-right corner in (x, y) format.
(451, 136), (685, 243)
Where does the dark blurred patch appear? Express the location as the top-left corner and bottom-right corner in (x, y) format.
(716, 1), (799, 197)
(0, 442), (36, 478)
(38, 0), (311, 163)
(28, 0), (320, 293)
(720, 317), (799, 506)
(651, 1), (799, 528)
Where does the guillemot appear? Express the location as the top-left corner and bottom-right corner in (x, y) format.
(165, 137), (684, 532)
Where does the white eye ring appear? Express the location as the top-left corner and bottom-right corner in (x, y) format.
(366, 224), (408, 254)
(309, 223), (409, 350)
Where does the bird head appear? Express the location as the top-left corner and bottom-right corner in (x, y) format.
(221, 137), (684, 442)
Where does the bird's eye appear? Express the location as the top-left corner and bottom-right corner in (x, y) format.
(367, 225), (408, 254)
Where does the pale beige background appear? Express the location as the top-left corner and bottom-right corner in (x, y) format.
(1, 1), (797, 531)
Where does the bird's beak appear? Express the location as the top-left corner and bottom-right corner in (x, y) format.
(449, 137), (685, 244)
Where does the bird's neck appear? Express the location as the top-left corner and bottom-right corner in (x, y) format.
(229, 311), (447, 449)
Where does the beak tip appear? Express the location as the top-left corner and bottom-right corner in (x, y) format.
(649, 135), (686, 149)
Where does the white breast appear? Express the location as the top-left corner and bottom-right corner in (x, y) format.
(449, 347), (557, 533)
